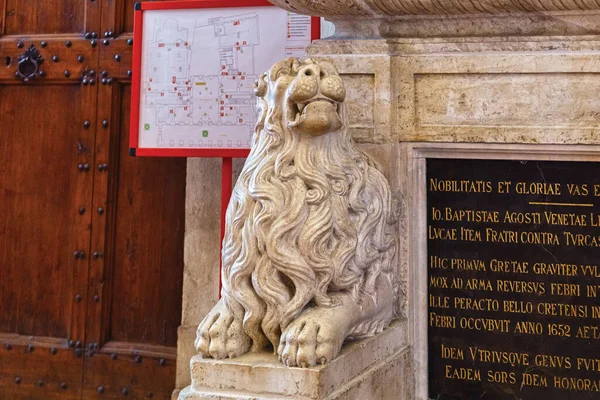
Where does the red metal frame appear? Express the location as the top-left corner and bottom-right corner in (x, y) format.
(128, 0), (320, 158)
(141, 0), (273, 11)
(219, 157), (234, 294)
(311, 15), (321, 42)
(129, 6), (144, 156)
(134, 148), (251, 158)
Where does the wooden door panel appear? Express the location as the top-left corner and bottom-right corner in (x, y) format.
(2, 0), (89, 35)
(0, 83), (95, 399)
(0, 1), (187, 398)
(109, 85), (185, 345)
(0, 346), (83, 400)
(82, 81), (184, 398)
(82, 351), (176, 399)
(122, 0), (137, 33)
(100, 0), (137, 37)
(0, 0), (99, 396)
(0, 38), (97, 82)
(0, 84), (92, 338)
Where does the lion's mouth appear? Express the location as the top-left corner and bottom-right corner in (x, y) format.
(288, 98), (340, 128)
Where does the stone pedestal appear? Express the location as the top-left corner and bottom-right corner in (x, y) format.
(179, 321), (412, 400)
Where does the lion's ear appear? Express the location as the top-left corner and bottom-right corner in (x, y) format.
(254, 74), (267, 98)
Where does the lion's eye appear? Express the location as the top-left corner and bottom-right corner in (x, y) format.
(320, 63), (338, 77)
(276, 68), (289, 80)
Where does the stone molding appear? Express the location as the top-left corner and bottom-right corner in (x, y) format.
(271, 0), (600, 38)
(309, 41), (600, 145)
(270, 0), (600, 18)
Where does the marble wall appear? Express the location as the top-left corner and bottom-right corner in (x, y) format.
(309, 35), (600, 398)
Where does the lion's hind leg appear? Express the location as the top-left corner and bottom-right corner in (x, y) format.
(195, 297), (252, 359)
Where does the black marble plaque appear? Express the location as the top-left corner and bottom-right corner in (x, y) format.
(427, 159), (600, 400)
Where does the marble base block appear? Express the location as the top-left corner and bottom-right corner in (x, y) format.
(178, 320), (412, 400)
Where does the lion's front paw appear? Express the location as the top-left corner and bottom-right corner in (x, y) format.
(195, 299), (251, 359)
(277, 315), (346, 368)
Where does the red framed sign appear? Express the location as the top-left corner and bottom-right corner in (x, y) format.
(129, 0), (320, 157)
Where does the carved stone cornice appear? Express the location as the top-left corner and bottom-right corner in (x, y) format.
(269, 0), (600, 18)
(270, 0), (600, 38)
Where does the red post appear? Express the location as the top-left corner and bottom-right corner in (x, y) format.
(219, 157), (233, 297)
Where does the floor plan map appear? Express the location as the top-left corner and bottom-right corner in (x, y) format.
(138, 7), (313, 151)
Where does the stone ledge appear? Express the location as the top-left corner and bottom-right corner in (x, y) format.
(271, 0), (600, 38)
(179, 320), (409, 400)
(270, 0), (600, 18)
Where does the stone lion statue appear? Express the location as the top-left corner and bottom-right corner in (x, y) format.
(195, 58), (397, 367)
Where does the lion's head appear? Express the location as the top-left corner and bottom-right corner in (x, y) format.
(219, 58), (396, 350)
(254, 57), (346, 138)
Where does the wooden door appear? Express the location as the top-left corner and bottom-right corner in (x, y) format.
(0, 1), (186, 399)
(0, 1), (101, 398)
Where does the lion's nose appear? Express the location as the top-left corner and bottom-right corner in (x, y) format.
(298, 64), (325, 79)
(288, 66), (320, 102)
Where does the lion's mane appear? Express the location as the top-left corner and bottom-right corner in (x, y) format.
(220, 63), (396, 349)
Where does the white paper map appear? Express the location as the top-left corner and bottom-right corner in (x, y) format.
(138, 7), (313, 150)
